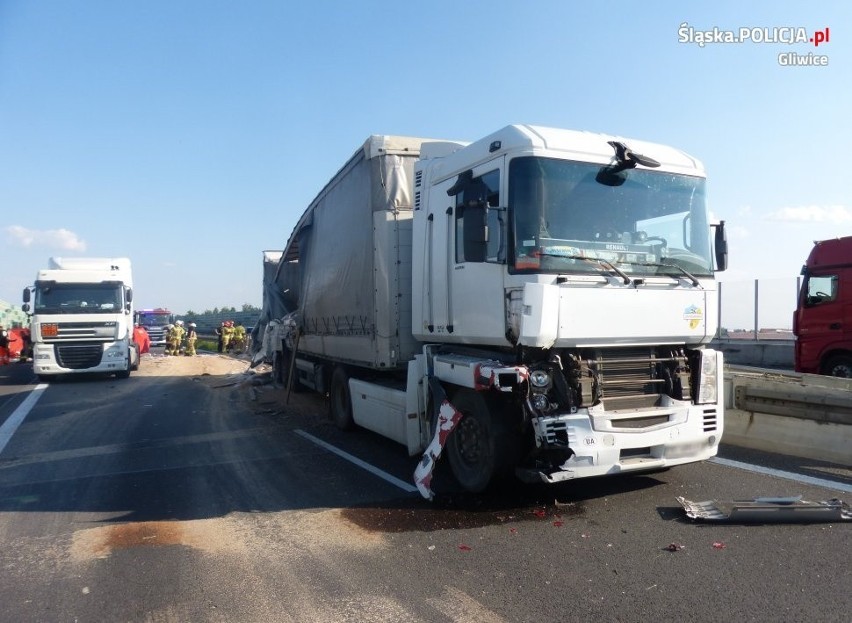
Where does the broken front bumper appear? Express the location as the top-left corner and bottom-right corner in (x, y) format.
(520, 405), (721, 484)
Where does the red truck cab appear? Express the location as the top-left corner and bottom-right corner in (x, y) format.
(793, 236), (852, 377)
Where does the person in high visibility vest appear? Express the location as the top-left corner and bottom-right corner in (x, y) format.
(185, 323), (198, 356)
(164, 324), (177, 355)
(173, 320), (186, 355)
(232, 322), (247, 354)
(221, 321), (235, 353)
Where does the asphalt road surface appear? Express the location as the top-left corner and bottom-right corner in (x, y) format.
(0, 355), (849, 622)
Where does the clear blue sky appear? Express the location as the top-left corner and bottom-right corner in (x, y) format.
(1, 1), (849, 328)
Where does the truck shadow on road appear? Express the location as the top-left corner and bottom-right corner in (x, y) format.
(340, 473), (665, 534)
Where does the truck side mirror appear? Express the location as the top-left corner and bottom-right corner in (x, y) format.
(126, 288), (133, 303)
(463, 203), (487, 262)
(22, 303), (30, 313)
(22, 288), (30, 303)
(447, 170), (473, 197)
(713, 220), (728, 272)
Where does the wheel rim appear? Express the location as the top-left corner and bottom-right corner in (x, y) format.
(454, 414), (485, 467)
(832, 363), (852, 378)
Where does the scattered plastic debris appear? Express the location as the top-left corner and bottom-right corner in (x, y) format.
(458, 544), (472, 552)
(712, 541), (726, 550)
(664, 543), (686, 552)
(678, 496), (851, 523)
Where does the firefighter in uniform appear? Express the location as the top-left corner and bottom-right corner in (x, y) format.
(164, 324), (176, 355)
(221, 321), (235, 354)
(173, 320), (186, 355)
(185, 322), (198, 356)
(233, 322), (247, 354)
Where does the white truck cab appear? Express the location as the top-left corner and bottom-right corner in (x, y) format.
(24, 257), (137, 380)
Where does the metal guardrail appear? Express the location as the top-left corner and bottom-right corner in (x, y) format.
(723, 366), (852, 466)
(734, 383), (852, 425)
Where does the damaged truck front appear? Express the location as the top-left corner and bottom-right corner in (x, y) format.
(254, 125), (729, 499)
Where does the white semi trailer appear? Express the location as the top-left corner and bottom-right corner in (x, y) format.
(255, 125), (728, 499)
(23, 257), (138, 380)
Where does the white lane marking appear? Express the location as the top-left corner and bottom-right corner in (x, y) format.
(295, 429), (418, 494)
(710, 457), (852, 494)
(0, 384), (48, 456)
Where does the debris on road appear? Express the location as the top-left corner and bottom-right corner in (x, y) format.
(677, 496), (851, 523)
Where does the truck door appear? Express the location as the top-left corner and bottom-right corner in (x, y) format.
(797, 270), (842, 372)
(447, 162), (507, 344)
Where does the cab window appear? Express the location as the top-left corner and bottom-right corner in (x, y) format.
(803, 274), (838, 306)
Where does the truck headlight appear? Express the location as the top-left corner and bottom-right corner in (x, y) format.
(530, 369), (551, 389)
(696, 350), (718, 404)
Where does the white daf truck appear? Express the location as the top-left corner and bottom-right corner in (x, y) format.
(255, 125), (728, 499)
(23, 257), (138, 380)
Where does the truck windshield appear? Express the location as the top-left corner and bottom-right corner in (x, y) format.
(34, 283), (123, 313)
(509, 156), (713, 277)
(138, 314), (171, 327)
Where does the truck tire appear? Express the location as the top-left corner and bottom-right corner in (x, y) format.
(822, 354), (852, 378)
(446, 389), (511, 493)
(115, 367), (131, 379)
(329, 366), (355, 430)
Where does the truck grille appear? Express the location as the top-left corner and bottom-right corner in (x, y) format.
(43, 321), (117, 342)
(55, 344), (104, 369)
(580, 347), (691, 411)
(146, 328), (167, 343)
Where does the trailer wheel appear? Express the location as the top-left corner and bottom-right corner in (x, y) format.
(329, 366), (354, 430)
(822, 354), (852, 378)
(446, 389), (511, 493)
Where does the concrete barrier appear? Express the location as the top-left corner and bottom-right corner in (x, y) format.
(713, 338), (794, 369)
(723, 367), (852, 466)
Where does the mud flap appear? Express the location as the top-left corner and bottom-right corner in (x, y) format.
(413, 377), (464, 500)
(677, 496), (851, 523)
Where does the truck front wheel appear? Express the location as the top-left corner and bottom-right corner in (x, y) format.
(446, 389), (511, 493)
(822, 354), (852, 378)
(329, 366), (354, 430)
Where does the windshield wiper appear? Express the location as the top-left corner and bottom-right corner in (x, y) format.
(539, 252), (632, 285)
(637, 261), (702, 288)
